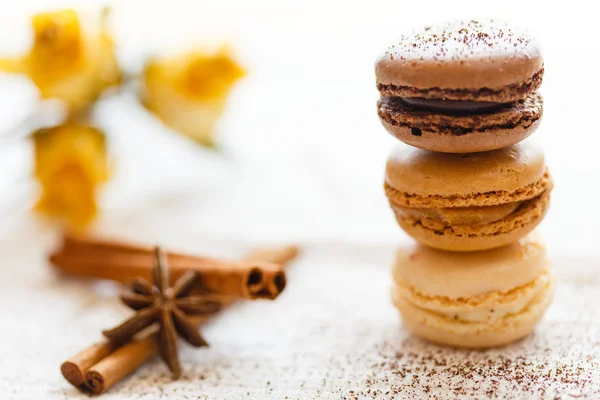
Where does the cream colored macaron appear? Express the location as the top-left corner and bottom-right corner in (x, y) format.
(384, 138), (553, 251)
(391, 233), (555, 348)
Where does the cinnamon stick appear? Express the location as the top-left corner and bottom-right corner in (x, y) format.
(187, 246), (298, 326)
(245, 246), (298, 298)
(61, 341), (119, 388)
(60, 245), (299, 395)
(62, 234), (156, 256)
(245, 246), (299, 266)
(51, 235), (287, 299)
(84, 333), (158, 395)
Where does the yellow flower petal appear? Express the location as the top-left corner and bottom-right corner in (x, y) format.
(141, 46), (245, 146)
(0, 9), (121, 112)
(33, 122), (108, 228)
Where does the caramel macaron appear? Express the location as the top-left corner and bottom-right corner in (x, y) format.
(391, 233), (555, 348)
(376, 20), (543, 153)
(384, 139), (552, 251)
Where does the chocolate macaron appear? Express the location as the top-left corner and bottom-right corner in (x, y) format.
(384, 139), (552, 251)
(376, 20), (543, 153)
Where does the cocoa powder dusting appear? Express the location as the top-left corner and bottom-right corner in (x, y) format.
(344, 330), (599, 399)
(385, 20), (538, 62)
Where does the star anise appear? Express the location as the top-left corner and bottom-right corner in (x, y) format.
(102, 246), (222, 378)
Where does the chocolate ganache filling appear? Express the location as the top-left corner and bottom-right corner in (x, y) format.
(400, 98), (508, 114)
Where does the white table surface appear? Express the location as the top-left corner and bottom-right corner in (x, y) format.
(0, 1), (599, 398)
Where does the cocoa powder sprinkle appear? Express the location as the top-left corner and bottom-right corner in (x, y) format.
(384, 20), (537, 61)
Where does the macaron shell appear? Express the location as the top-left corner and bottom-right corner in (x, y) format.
(393, 190), (550, 251)
(381, 119), (538, 153)
(391, 232), (547, 299)
(377, 93), (542, 153)
(392, 276), (555, 348)
(385, 139), (546, 200)
(376, 66), (543, 103)
(385, 169), (551, 209)
(394, 266), (552, 318)
(375, 20), (543, 101)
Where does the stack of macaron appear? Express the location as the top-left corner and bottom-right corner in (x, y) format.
(375, 20), (555, 348)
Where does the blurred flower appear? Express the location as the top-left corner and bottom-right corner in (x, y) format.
(141, 46), (245, 146)
(0, 9), (120, 112)
(33, 122), (109, 229)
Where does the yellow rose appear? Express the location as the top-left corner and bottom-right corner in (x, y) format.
(0, 9), (120, 112)
(141, 46), (245, 146)
(33, 122), (109, 229)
